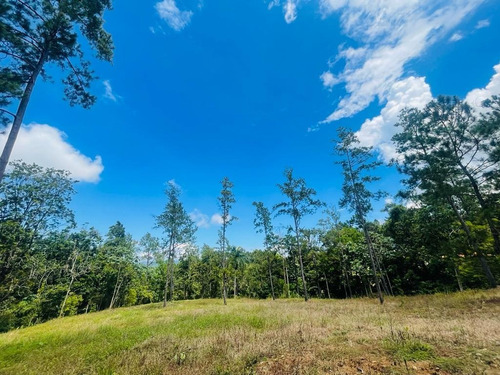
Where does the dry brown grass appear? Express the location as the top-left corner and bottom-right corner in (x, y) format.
(1, 289), (499, 374)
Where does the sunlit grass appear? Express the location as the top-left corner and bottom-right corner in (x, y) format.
(1, 290), (499, 374)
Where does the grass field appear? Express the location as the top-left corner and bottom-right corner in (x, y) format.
(0, 289), (499, 375)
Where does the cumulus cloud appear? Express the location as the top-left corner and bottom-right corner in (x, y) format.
(155, 0), (193, 31)
(189, 210), (226, 228)
(210, 213), (224, 225)
(0, 124), (103, 183)
(316, 0), (484, 122)
(357, 62), (500, 163)
(320, 71), (339, 89)
(189, 209), (210, 228)
(465, 63), (500, 110)
(355, 76), (432, 162)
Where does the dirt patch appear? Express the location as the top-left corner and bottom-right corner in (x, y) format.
(256, 352), (451, 375)
(484, 297), (500, 305)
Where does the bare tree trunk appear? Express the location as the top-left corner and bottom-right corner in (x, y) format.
(59, 275), (75, 318)
(282, 257), (287, 298)
(109, 268), (123, 309)
(346, 268), (353, 298)
(454, 265), (464, 292)
(233, 275), (237, 298)
(169, 257), (175, 301)
(324, 272), (331, 299)
(268, 254), (275, 300)
(222, 271), (227, 305)
(0, 52), (47, 182)
(163, 256), (172, 307)
(295, 225), (308, 301)
(362, 224), (384, 304)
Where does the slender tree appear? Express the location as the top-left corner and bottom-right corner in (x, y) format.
(253, 201), (276, 300)
(59, 228), (99, 317)
(217, 177), (236, 305)
(0, 0), (114, 182)
(274, 168), (322, 302)
(335, 128), (385, 304)
(138, 233), (160, 270)
(155, 181), (196, 307)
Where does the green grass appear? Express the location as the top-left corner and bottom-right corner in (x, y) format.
(1, 290), (499, 374)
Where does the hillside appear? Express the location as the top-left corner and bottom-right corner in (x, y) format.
(1, 290), (499, 375)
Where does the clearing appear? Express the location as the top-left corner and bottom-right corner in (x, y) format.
(1, 289), (499, 374)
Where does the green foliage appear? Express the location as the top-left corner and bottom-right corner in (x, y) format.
(0, 0), (114, 116)
(61, 294), (83, 316)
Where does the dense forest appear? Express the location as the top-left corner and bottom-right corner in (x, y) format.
(1, 96), (499, 332)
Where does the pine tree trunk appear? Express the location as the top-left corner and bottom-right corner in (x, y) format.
(0, 51), (47, 182)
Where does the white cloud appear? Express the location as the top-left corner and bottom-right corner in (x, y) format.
(167, 179), (181, 190)
(284, 0), (298, 24)
(268, 0), (280, 10)
(190, 209), (210, 228)
(103, 80), (119, 102)
(316, 0), (485, 122)
(210, 213), (224, 225)
(475, 19), (490, 29)
(320, 71), (339, 89)
(449, 32), (463, 42)
(155, 0), (193, 31)
(355, 76), (432, 162)
(465, 63), (500, 110)
(189, 210), (226, 228)
(0, 124), (103, 183)
(357, 62), (500, 163)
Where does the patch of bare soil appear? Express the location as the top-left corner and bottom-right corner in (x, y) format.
(256, 352), (451, 375)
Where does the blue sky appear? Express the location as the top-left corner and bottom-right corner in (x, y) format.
(2, 0), (500, 250)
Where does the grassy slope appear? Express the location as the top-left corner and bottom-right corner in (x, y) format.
(0, 290), (499, 375)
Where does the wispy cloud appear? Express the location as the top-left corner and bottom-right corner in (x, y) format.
(475, 19), (490, 29)
(284, 0), (298, 24)
(449, 32), (463, 42)
(155, 0), (193, 31)
(103, 80), (120, 102)
(314, 0), (485, 123)
(189, 209), (225, 228)
(0, 124), (103, 183)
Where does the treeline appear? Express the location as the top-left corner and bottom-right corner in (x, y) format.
(0, 95), (499, 331)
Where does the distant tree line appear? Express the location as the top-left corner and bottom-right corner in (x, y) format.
(0, 96), (499, 331)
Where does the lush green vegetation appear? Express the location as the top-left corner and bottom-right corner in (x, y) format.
(1, 289), (499, 374)
(1, 96), (500, 332)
